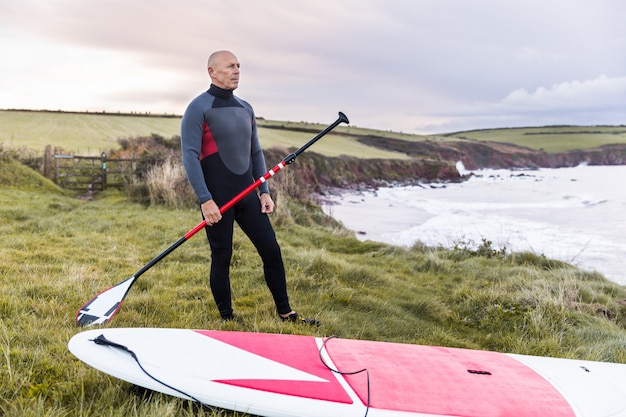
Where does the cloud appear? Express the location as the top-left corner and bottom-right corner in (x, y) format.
(1, 0), (625, 133)
(502, 75), (626, 112)
(419, 75), (626, 133)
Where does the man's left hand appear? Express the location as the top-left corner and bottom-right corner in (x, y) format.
(260, 193), (274, 214)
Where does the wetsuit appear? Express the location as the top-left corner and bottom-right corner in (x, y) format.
(181, 84), (292, 319)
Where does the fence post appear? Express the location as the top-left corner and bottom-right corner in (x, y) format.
(43, 145), (52, 179)
(101, 152), (107, 191)
(54, 154), (59, 184)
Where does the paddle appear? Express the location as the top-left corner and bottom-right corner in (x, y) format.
(76, 111), (349, 327)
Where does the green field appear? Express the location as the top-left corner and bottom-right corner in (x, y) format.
(0, 110), (410, 159)
(258, 126), (411, 159)
(0, 110), (182, 155)
(259, 118), (429, 141)
(450, 126), (626, 153)
(3, 109), (626, 158)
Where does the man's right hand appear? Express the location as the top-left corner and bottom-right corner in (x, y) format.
(201, 199), (222, 226)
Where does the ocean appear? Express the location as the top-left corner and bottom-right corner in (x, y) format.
(321, 164), (626, 285)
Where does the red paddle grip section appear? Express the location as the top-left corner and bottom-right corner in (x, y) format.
(184, 162), (286, 241)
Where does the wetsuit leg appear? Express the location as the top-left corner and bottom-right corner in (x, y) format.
(204, 209), (236, 318)
(235, 193), (292, 315)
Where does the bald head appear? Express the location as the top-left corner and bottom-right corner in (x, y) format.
(207, 51), (240, 90)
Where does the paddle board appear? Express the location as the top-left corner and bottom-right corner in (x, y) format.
(69, 328), (626, 417)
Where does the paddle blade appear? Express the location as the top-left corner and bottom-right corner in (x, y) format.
(76, 276), (136, 327)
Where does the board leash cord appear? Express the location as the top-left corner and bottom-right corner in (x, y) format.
(91, 334), (209, 407)
(89, 333), (371, 417)
(319, 335), (371, 417)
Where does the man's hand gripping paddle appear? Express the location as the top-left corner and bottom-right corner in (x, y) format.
(76, 112), (349, 326)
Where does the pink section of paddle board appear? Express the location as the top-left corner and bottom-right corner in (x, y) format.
(325, 338), (576, 417)
(195, 330), (353, 404)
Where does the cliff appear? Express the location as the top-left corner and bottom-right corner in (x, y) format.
(356, 134), (626, 170)
(263, 135), (626, 198)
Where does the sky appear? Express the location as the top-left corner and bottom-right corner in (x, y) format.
(1, 0), (625, 134)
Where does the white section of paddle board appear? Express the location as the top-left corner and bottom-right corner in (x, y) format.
(510, 353), (626, 416)
(69, 328), (365, 417)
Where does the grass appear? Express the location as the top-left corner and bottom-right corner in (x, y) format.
(0, 110), (182, 156)
(3, 159), (626, 416)
(0, 110), (410, 159)
(3, 112), (626, 415)
(0, 157), (70, 193)
(258, 129), (410, 159)
(3, 110), (626, 160)
(258, 118), (428, 141)
(450, 125), (626, 153)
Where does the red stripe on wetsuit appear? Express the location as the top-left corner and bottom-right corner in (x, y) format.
(200, 121), (218, 159)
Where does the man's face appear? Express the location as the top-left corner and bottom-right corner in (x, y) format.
(209, 52), (240, 90)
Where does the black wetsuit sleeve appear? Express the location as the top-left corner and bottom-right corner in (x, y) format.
(181, 97), (213, 204)
(249, 113), (270, 195)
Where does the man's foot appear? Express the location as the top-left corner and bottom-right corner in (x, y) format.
(280, 312), (320, 326)
(221, 313), (235, 321)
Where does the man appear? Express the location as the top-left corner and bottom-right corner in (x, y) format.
(181, 50), (318, 325)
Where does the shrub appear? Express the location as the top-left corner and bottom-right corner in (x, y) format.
(451, 238), (507, 259)
(134, 157), (196, 209)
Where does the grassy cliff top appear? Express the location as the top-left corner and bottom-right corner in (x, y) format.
(2, 138), (626, 416)
(3, 109), (625, 157)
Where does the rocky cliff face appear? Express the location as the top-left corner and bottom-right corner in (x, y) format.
(263, 148), (461, 197)
(264, 137), (626, 197)
(449, 141), (626, 169)
(357, 135), (626, 170)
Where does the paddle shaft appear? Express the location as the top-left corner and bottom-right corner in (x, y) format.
(132, 111), (349, 282)
(76, 112), (348, 326)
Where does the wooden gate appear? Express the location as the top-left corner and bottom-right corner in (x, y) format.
(53, 152), (136, 191)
